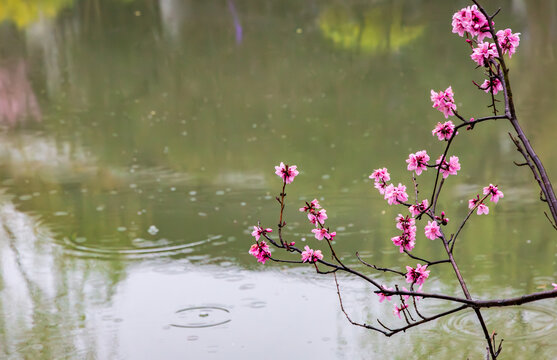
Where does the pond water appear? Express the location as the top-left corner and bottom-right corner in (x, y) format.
(1, 0), (557, 359)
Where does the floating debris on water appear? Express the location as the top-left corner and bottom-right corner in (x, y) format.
(148, 225), (159, 235)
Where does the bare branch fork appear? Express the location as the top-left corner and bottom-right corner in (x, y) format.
(249, 2), (557, 359)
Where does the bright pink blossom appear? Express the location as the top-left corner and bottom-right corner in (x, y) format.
(553, 283), (557, 290)
(392, 234), (416, 253)
(299, 199), (321, 213)
(301, 245), (323, 263)
(369, 168), (390, 183)
(430, 87), (457, 119)
(377, 286), (393, 303)
(406, 150), (430, 175)
(374, 181), (388, 195)
(384, 183), (409, 205)
(308, 209), (327, 226)
(393, 303), (409, 319)
(436, 155), (461, 178)
(249, 241), (271, 264)
(409, 199), (429, 217)
(405, 264), (430, 286)
(274, 162), (299, 184)
(497, 29), (520, 58)
(480, 77), (503, 95)
(451, 5), (492, 41)
(471, 42), (497, 67)
(483, 184), (504, 203)
(328, 231), (336, 241)
(312, 228), (329, 241)
(424, 221), (442, 240)
(251, 225), (272, 241)
(396, 214), (416, 231)
(432, 121), (457, 141)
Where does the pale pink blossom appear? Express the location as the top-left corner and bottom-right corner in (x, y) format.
(471, 42), (498, 67)
(432, 121), (457, 141)
(384, 183), (409, 205)
(393, 303), (409, 319)
(483, 184), (504, 203)
(480, 77), (503, 95)
(251, 225), (272, 241)
(497, 29), (520, 57)
(405, 264), (430, 286)
(406, 150), (430, 175)
(451, 5), (492, 41)
(369, 168), (390, 183)
(468, 196), (479, 209)
(374, 181), (388, 195)
(424, 221), (442, 240)
(301, 245), (323, 263)
(409, 199), (429, 217)
(477, 203), (489, 215)
(249, 241), (271, 264)
(436, 155), (461, 178)
(377, 286), (393, 303)
(430, 87), (457, 118)
(401, 287), (411, 301)
(312, 228), (329, 241)
(274, 162), (299, 184)
(308, 209), (327, 226)
(552, 283), (557, 290)
(299, 199), (321, 212)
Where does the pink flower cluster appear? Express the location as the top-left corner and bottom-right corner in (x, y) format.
(369, 168), (390, 195)
(424, 220), (441, 240)
(249, 241), (271, 264)
(385, 183), (409, 205)
(275, 162), (299, 184)
(377, 285), (393, 303)
(393, 303), (409, 319)
(251, 225), (272, 241)
(409, 199), (429, 217)
(406, 150), (430, 175)
(469, 196), (489, 215)
(483, 184), (504, 203)
(432, 121), (457, 141)
(436, 155), (461, 178)
(301, 245), (323, 263)
(451, 5), (492, 41)
(391, 214), (417, 253)
(470, 41), (497, 67)
(480, 77), (503, 95)
(299, 199), (328, 227)
(430, 87), (457, 119)
(405, 264), (430, 286)
(496, 29), (520, 58)
(312, 227), (336, 241)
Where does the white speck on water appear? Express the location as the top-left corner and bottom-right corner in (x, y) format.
(130, 184), (137, 189)
(163, 146), (169, 154)
(526, 239), (531, 244)
(198, 212), (207, 217)
(240, 202), (247, 206)
(216, 190), (225, 196)
(190, 197), (197, 202)
(170, 187), (176, 192)
(75, 237), (87, 243)
(337, 226), (346, 232)
(321, 174), (330, 180)
(117, 227), (127, 232)
(148, 225), (159, 235)
(54, 211), (68, 216)
(19, 195), (32, 201)
(96, 205), (105, 211)
(189, 191), (197, 196)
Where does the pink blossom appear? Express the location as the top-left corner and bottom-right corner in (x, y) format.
(468, 196), (479, 209)
(405, 264), (430, 286)
(480, 77), (503, 95)
(553, 283), (557, 290)
(312, 228), (329, 241)
(328, 231), (336, 241)
(274, 162), (299, 184)
(451, 5), (492, 41)
(430, 87), (457, 119)
(470, 42), (498, 67)
(369, 168), (390, 183)
(483, 184), (504, 203)
(377, 285), (393, 303)
(401, 287), (411, 301)
(393, 303), (409, 319)
(432, 121), (457, 141)
(308, 209), (328, 226)
(299, 199), (321, 213)
(251, 225), (272, 241)
(424, 221), (442, 240)
(497, 29), (520, 57)
(249, 241), (271, 264)
(477, 203), (489, 215)
(436, 155), (461, 178)
(396, 214), (416, 231)
(374, 181), (388, 195)
(301, 245), (323, 263)
(392, 234), (415, 253)
(384, 183), (409, 205)
(409, 199), (429, 217)
(406, 150), (430, 175)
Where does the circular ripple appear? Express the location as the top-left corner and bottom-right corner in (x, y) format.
(440, 305), (557, 341)
(171, 306), (231, 328)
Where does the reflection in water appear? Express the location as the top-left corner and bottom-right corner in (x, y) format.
(0, 59), (42, 125)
